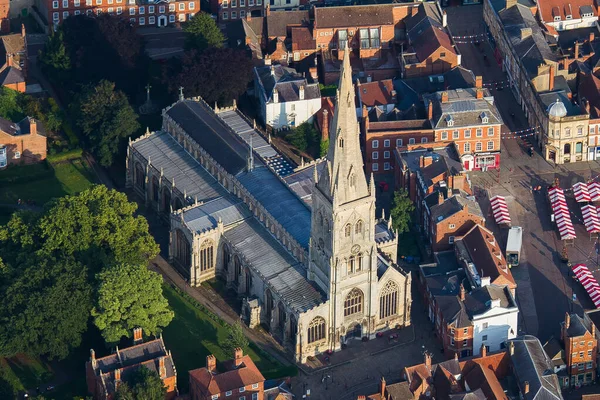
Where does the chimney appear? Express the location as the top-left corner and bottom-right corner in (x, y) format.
(424, 352), (432, 371)
(380, 376), (386, 397)
(480, 343), (487, 357)
(454, 352), (459, 361)
(459, 284), (466, 301)
(115, 368), (121, 382)
(420, 155), (434, 168)
(475, 75), (483, 89)
(476, 88), (483, 99)
(133, 327), (143, 345)
(265, 4), (270, 15)
(29, 118), (37, 135)
(90, 349), (96, 367)
(508, 341), (515, 355)
(524, 381), (530, 395)
(575, 41), (581, 59)
(206, 354), (216, 373)
(520, 27), (532, 40)
(593, 323), (596, 338)
(442, 10), (447, 27)
(591, 32), (595, 43)
(159, 356), (166, 379)
(549, 65), (555, 91)
(264, 56), (271, 66)
(480, 276), (491, 287)
(358, 396), (366, 400)
(441, 91), (449, 103)
(322, 109), (329, 141)
(6, 53), (12, 67)
(428, 101), (433, 120)
(299, 85), (305, 100)
(21, 23), (25, 38)
(270, 64), (275, 76)
(565, 313), (571, 329)
(234, 347), (244, 367)
(438, 190), (444, 205)
(246, 12), (251, 21)
(273, 89), (278, 103)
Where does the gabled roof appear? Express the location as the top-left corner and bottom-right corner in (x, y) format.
(314, 4), (397, 29)
(0, 65), (24, 85)
(426, 88), (503, 129)
(189, 354), (265, 396)
(407, 16), (455, 63)
(291, 26), (316, 51)
(266, 10), (309, 38)
(543, 337), (565, 367)
(537, 0), (597, 23)
(464, 363), (508, 400)
(357, 79), (395, 108)
(563, 313), (592, 338)
(255, 64), (320, 103)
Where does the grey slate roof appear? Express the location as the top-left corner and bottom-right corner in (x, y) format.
(563, 313), (591, 338)
(282, 160), (327, 207)
(498, 4), (558, 80)
(0, 65), (23, 85)
(427, 88), (503, 129)
(131, 131), (227, 205)
(376, 253), (408, 279)
(255, 64), (320, 104)
(266, 10), (309, 38)
(375, 221), (395, 243)
(223, 218), (324, 312)
(508, 336), (563, 400)
(385, 381), (414, 400)
(463, 284), (516, 316)
(182, 195), (251, 234)
(539, 91), (582, 117)
(165, 101), (247, 175)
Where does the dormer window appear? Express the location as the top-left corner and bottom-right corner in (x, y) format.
(480, 112), (489, 123)
(566, 14), (572, 19)
(445, 115), (454, 127)
(554, 15), (561, 21)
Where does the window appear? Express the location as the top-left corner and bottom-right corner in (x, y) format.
(588, 350), (593, 357)
(409, 138), (415, 145)
(453, 130), (459, 139)
(566, 128), (571, 137)
(86, 9), (92, 14)
(108, 0), (113, 3)
(396, 138), (403, 147)
(249, 0), (254, 5)
(380, 280), (399, 319)
(587, 362), (593, 369)
(338, 29), (347, 49)
(107, 7), (113, 13)
(148, 5), (154, 12)
(74, 9), (80, 14)
(438, 131), (447, 141)
(463, 339), (468, 347)
(239, 10), (245, 17)
(252, 384), (259, 390)
(384, 151), (390, 159)
(580, 341), (585, 346)
(372, 151), (379, 160)
(257, 0), (261, 5)
(117, 7), (122, 13)
(572, 352), (577, 358)
(580, 352), (584, 358)
(158, 5), (164, 12)
(62, 0), (68, 7)
(129, 7), (135, 14)
(149, 15), (155, 23)
(63, 11), (69, 18)
(240, 0), (245, 5)
(169, 3), (175, 11)
(252, 394), (258, 400)
(475, 128), (482, 137)
(74, 0), (80, 5)
(14, 151), (21, 159)
(226, 391), (232, 397)
(139, 16), (145, 24)
(231, 0), (236, 6)
(344, 224), (351, 237)
(483, 322), (488, 329)
(464, 142), (471, 153)
(96, 0), (101, 4)
(52, 0), (59, 8)
(576, 142), (583, 154)
(578, 363), (585, 371)
(482, 335), (488, 341)
(344, 288), (363, 317)
(355, 220), (363, 234)
(449, 224), (456, 229)
(476, 142), (482, 152)
(372, 163), (379, 171)
(189, 1), (195, 8)
(169, 14), (176, 22)
(487, 141), (494, 150)
(308, 317), (326, 343)
(222, 0), (228, 6)
(421, 137), (428, 144)
(212, 395), (219, 400)
(240, 397), (245, 400)
(488, 127), (494, 136)
(372, 139), (379, 148)
(86, 0), (91, 5)
(463, 328), (468, 334)
(464, 129), (471, 138)
(384, 139), (390, 147)
(179, 2), (184, 9)
(179, 13), (185, 21)
(451, 338), (455, 346)
(359, 27), (380, 48)
(384, 162), (390, 170)
(139, 5), (144, 13)
(451, 328), (455, 334)
(239, 387), (246, 393)
(449, 236), (455, 244)
(589, 341), (593, 347)
(53, 11), (60, 19)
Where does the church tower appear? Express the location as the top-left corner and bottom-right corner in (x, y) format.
(309, 47), (379, 344)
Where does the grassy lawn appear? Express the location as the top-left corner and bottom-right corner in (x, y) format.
(397, 230), (422, 260)
(162, 284), (296, 393)
(0, 355), (53, 394)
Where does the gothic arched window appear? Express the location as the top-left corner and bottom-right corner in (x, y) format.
(344, 288), (363, 317)
(344, 224), (351, 237)
(357, 253), (363, 272)
(307, 317), (326, 343)
(318, 211), (323, 227)
(379, 280), (399, 319)
(355, 220), (363, 235)
(324, 219), (330, 233)
(199, 239), (214, 272)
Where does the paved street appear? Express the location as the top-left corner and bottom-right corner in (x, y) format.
(447, 5), (600, 345)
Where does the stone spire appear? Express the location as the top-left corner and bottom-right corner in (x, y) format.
(316, 45), (369, 205)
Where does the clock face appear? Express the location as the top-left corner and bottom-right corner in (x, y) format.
(351, 244), (361, 254)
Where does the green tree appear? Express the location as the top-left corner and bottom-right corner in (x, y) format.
(389, 188), (414, 234)
(285, 122), (321, 158)
(93, 263), (173, 344)
(0, 86), (25, 121)
(221, 321), (249, 355)
(130, 368), (167, 400)
(184, 12), (225, 51)
(39, 30), (72, 81)
(320, 139), (329, 157)
(73, 80), (140, 166)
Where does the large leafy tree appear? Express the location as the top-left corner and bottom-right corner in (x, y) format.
(115, 368), (166, 400)
(166, 48), (252, 105)
(93, 263), (173, 344)
(221, 321), (249, 355)
(184, 12), (225, 51)
(390, 188), (415, 234)
(73, 80), (140, 166)
(38, 30), (71, 82)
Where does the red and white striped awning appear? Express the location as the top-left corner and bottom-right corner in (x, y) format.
(490, 195), (511, 225)
(581, 205), (600, 233)
(549, 187), (576, 240)
(573, 182), (591, 203)
(590, 182), (600, 202)
(572, 263), (600, 308)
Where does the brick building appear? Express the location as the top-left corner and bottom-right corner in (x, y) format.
(189, 348), (265, 400)
(355, 79), (396, 117)
(0, 25), (27, 92)
(0, 116), (45, 168)
(425, 83), (503, 171)
(85, 329), (178, 400)
(210, 0), (263, 23)
(561, 313), (597, 386)
(38, 0), (200, 29)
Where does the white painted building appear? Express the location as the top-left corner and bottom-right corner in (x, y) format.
(254, 63), (321, 130)
(537, 0), (598, 32)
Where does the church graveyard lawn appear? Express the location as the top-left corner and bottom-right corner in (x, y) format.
(162, 284), (297, 393)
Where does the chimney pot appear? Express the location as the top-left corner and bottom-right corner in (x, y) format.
(549, 65), (555, 91)
(115, 368), (121, 382)
(480, 343), (487, 357)
(565, 312), (571, 329)
(475, 76), (483, 89)
(133, 327), (143, 344)
(428, 101), (433, 120)
(524, 381), (530, 394)
(207, 354), (216, 372)
(441, 91), (449, 103)
(159, 356), (167, 379)
(476, 89), (483, 99)
(234, 347), (244, 366)
(299, 85), (305, 100)
(575, 41), (581, 59)
(459, 283), (466, 301)
(424, 352), (432, 370)
(591, 32), (595, 43)
(380, 376), (386, 397)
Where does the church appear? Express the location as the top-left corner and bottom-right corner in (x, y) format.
(126, 50), (412, 363)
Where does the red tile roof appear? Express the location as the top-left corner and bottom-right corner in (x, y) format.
(314, 4), (397, 29)
(537, 0), (596, 23)
(189, 355), (265, 395)
(357, 79), (395, 108)
(291, 26), (316, 51)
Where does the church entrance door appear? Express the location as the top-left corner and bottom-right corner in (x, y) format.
(347, 323), (362, 339)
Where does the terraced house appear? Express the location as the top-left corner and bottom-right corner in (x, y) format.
(126, 50), (411, 363)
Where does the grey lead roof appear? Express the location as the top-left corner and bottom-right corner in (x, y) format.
(255, 64), (321, 104)
(427, 88), (503, 129)
(375, 222), (395, 243)
(223, 218), (324, 312)
(509, 336), (563, 400)
(131, 131), (227, 205)
(182, 195), (252, 233)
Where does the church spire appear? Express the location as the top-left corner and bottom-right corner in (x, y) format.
(316, 45), (369, 205)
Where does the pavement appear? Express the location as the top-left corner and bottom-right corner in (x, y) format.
(138, 26), (186, 59)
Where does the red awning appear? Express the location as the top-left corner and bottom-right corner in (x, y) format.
(572, 263), (600, 308)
